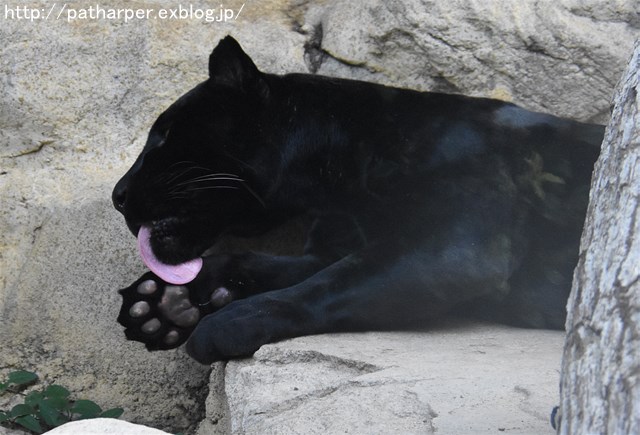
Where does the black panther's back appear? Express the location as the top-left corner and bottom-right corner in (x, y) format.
(452, 105), (604, 329)
(268, 75), (603, 331)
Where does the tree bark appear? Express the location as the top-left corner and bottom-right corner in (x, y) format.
(559, 39), (640, 434)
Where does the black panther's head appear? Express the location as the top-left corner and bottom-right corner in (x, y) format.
(112, 36), (271, 265)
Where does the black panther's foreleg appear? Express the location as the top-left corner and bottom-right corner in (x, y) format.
(118, 213), (367, 350)
(185, 226), (518, 363)
(200, 211), (367, 299)
(117, 252), (334, 351)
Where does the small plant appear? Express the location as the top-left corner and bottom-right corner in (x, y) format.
(0, 370), (124, 434)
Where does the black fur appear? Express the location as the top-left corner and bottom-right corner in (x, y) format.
(113, 36), (603, 364)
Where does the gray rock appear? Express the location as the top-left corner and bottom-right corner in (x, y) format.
(559, 38), (640, 434)
(0, 0), (635, 433)
(198, 322), (565, 434)
(304, 0), (637, 123)
(0, 425), (22, 435)
(1, 200), (210, 432)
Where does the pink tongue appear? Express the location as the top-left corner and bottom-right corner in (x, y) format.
(137, 226), (203, 285)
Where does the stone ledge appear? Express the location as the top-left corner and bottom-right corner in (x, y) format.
(199, 321), (563, 434)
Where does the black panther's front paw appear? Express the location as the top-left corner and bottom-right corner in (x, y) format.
(184, 291), (310, 364)
(185, 300), (268, 363)
(117, 273), (234, 350)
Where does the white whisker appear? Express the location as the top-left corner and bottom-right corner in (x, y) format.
(162, 167), (202, 184)
(180, 185), (241, 192)
(156, 164), (265, 209)
(174, 175), (244, 187)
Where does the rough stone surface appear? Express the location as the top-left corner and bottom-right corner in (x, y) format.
(45, 419), (170, 435)
(559, 39), (640, 434)
(304, 0), (637, 123)
(0, 426), (19, 435)
(0, 0), (636, 433)
(198, 322), (564, 434)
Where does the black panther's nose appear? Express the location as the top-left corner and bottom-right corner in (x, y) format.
(112, 181), (127, 213)
(112, 173), (143, 236)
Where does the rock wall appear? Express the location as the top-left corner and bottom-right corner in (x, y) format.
(0, 0), (636, 433)
(559, 38), (640, 434)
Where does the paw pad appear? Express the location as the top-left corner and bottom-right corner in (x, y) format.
(129, 301), (150, 317)
(210, 286), (233, 307)
(118, 273), (208, 351)
(137, 279), (157, 294)
(141, 318), (161, 334)
(164, 330), (180, 345)
(159, 286), (201, 327)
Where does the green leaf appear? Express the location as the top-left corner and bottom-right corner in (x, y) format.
(0, 410), (10, 423)
(24, 391), (45, 407)
(44, 385), (71, 399)
(15, 414), (43, 434)
(71, 400), (102, 418)
(42, 395), (70, 412)
(0, 381), (8, 392)
(10, 403), (35, 418)
(37, 399), (65, 427)
(8, 370), (38, 387)
(100, 407), (124, 419)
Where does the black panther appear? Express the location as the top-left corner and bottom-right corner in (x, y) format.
(113, 36), (604, 364)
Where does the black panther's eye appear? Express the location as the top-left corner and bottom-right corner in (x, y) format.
(145, 127), (171, 150)
(159, 128), (171, 146)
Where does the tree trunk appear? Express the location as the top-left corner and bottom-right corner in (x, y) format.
(559, 39), (640, 434)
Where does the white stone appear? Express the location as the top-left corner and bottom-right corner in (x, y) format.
(45, 419), (170, 435)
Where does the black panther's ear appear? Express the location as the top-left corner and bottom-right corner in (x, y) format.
(208, 36), (264, 93)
